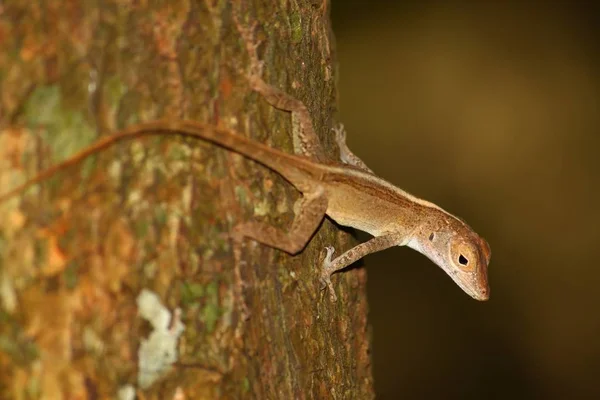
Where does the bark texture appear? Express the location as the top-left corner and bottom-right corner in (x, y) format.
(0, 1), (374, 398)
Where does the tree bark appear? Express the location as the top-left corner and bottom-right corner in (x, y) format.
(0, 1), (374, 399)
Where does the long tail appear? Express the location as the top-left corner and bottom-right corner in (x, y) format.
(0, 120), (318, 202)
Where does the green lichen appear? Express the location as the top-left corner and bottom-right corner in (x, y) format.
(180, 282), (205, 306)
(200, 281), (220, 333)
(167, 144), (190, 161)
(25, 378), (41, 399)
(21, 85), (98, 197)
(201, 303), (219, 334)
(0, 322), (39, 366)
(63, 260), (79, 289)
(104, 75), (128, 108)
(129, 140), (146, 166)
(290, 12), (303, 44)
(233, 185), (250, 209)
(24, 86), (96, 163)
(154, 205), (168, 227)
(133, 218), (150, 239)
(242, 377), (250, 393)
(24, 86), (61, 126)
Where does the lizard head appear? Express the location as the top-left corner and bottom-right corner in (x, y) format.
(406, 215), (491, 301)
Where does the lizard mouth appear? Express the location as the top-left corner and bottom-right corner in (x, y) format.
(448, 271), (490, 301)
(460, 279), (489, 301)
(470, 288), (490, 301)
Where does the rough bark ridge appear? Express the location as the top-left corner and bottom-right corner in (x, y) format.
(0, 1), (374, 398)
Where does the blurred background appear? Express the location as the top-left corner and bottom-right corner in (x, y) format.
(331, 1), (599, 399)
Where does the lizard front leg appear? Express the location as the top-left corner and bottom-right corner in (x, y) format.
(332, 123), (374, 174)
(321, 233), (406, 301)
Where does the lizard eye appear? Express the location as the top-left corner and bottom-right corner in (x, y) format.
(451, 240), (476, 270)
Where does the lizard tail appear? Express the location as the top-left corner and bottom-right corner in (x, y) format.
(0, 120), (316, 203)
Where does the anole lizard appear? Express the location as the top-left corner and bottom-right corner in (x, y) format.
(0, 19), (491, 302)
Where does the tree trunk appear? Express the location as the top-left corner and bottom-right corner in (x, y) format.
(0, 1), (374, 398)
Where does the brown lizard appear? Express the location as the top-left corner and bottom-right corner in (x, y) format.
(0, 19), (491, 303)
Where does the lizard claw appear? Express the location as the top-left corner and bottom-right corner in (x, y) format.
(320, 246), (338, 302)
(332, 123), (346, 143)
(323, 245), (335, 263)
(233, 8), (265, 80)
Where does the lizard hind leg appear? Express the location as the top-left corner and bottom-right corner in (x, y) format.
(231, 188), (328, 255)
(233, 13), (327, 163)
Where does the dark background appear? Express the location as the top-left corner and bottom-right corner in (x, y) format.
(331, 1), (599, 399)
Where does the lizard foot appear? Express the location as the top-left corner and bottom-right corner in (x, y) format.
(332, 123), (347, 145)
(232, 13), (265, 84)
(331, 122), (374, 173)
(320, 246), (338, 302)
